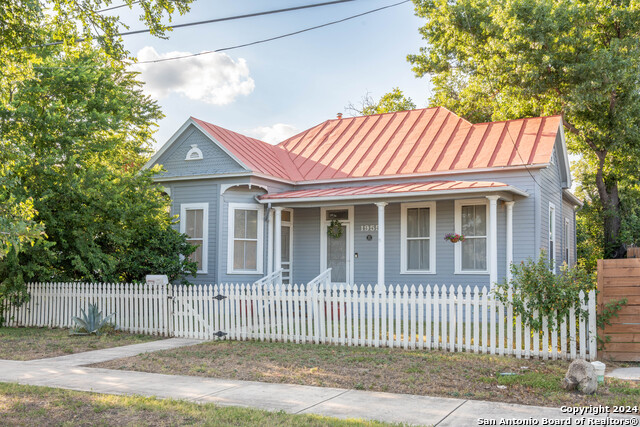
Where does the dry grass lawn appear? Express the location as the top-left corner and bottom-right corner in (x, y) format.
(0, 382), (393, 426)
(95, 340), (640, 409)
(0, 327), (161, 360)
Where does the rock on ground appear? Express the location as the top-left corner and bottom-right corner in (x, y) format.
(561, 359), (598, 395)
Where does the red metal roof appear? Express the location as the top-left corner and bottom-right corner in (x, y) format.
(259, 180), (513, 201)
(192, 117), (298, 181)
(191, 108), (562, 183)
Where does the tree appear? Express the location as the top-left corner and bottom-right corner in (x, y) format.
(0, 47), (197, 284)
(408, 0), (640, 257)
(0, 1), (199, 298)
(346, 87), (416, 116)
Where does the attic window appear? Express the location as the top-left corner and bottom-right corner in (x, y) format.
(185, 144), (203, 161)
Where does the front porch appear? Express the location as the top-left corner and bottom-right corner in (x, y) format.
(258, 181), (528, 289)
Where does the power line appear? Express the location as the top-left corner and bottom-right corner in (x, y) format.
(97, 1), (142, 13)
(27, 0), (358, 48)
(134, 0), (411, 65)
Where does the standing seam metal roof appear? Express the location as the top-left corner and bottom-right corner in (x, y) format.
(191, 108), (561, 183)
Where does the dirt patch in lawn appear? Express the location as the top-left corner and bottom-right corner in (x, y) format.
(0, 327), (161, 360)
(95, 340), (640, 408)
(0, 382), (391, 426)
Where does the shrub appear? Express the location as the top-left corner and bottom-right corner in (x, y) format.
(493, 253), (596, 332)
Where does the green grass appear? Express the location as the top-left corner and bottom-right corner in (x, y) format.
(0, 327), (160, 360)
(95, 339), (640, 408)
(0, 382), (397, 426)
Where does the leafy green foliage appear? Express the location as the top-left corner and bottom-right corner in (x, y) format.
(493, 254), (596, 332)
(409, 0), (640, 258)
(0, 2), (199, 320)
(597, 298), (628, 349)
(71, 304), (115, 335)
(0, 48), (198, 284)
(346, 87), (416, 116)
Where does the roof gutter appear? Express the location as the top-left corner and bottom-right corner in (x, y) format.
(562, 189), (583, 208)
(258, 185), (529, 204)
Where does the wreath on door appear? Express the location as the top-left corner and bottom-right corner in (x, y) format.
(327, 219), (344, 239)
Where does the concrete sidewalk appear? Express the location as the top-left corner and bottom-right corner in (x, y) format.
(0, 340), (638, 426)
(25, 338), (203, 366)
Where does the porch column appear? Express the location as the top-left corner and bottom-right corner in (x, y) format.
(375, 202), (388, 292)
(486, 195), (500, 287)
(274, 206), (283, 272)
(505, 201), (515, 283)
(267, 208), (274, 275)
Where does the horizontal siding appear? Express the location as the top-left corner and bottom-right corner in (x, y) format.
(539, 155), (564, 272)
(291, 208), (321, 284)
(169, 181), (219, 284)
(155, 125), (246, 178)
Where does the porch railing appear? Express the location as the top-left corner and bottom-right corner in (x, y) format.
(307, 268), (331, 289)
(253, 269), (283, 287)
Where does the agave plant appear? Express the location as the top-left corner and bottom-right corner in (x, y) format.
(71, 304), (115, 335)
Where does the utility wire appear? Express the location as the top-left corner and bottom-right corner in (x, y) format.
(97, 0), (142, 13)
(28, 0), (357, 48)
(134, 0), (410, 64)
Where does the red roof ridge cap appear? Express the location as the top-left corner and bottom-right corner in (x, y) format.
(470, 114), (563, 127)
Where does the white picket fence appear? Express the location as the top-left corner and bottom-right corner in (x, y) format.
(2, 281), (598, 360)
(2, 282), (169, 336)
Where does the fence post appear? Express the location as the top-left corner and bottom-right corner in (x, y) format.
(588, 290), (597, 361)
(146, 275), (170, 337)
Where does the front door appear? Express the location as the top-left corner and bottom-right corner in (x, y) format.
(327, 223), (348, 283)
(321, 207), (353, 284)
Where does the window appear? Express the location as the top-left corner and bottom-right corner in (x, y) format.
(180, 203), (208, 274)
(455, 199), (488, 273)
(564, 218), (570, 265)
(549, 203), (556, 272)
(401, 202), (436, 274)
(228, 203), (264, 274)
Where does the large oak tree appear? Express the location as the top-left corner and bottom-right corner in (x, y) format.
(408, 0), (640, 258)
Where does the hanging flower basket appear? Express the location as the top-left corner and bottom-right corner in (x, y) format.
(444, 233), (466, 243)
(327, 219), (344, 239)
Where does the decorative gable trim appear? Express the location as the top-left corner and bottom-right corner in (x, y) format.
(185, 144), (203, 161)
(142, 118), (249, 172)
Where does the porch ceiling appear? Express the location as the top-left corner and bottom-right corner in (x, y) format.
(258, 180), (529, 204)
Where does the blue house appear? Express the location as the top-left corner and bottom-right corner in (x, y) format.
(144, 107), (580, 288)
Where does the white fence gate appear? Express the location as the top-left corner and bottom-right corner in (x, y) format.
(2, 281), (598, 360)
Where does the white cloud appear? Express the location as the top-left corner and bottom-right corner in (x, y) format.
(246, 123), (299, 145)
(131, 46), (255, 105)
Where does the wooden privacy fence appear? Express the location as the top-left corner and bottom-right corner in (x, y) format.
(3, 282), (598, 360)
(597, 258), (640, 361)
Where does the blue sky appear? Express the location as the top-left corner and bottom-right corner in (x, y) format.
(114, 0), (431, 149)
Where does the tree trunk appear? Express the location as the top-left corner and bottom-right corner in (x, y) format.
(594, 153), (624, 258)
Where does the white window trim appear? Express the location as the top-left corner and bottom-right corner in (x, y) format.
(180, 203), (209, 274)
(400, 201), (437, 274)
(564, 217), (571, 265)
(320, 206), (354, 284)
(227, 202), (264, 275)
(549, 202), (556, 272)
(455, 198), (489, 275)
(281, 208), (294, 284)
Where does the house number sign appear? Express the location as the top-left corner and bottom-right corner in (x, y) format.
(360, 225), (378, 231)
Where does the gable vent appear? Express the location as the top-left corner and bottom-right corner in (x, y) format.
(185, 144), (203, 161)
